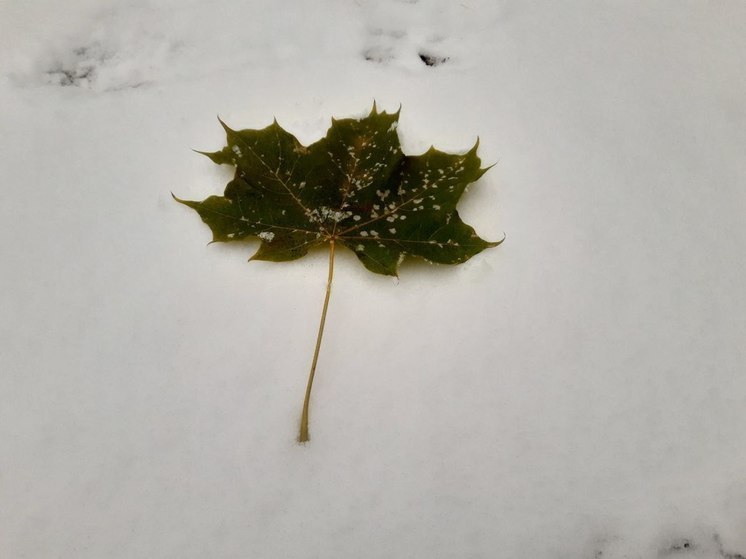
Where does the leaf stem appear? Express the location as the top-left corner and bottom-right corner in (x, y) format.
(299, 239), (336, 443)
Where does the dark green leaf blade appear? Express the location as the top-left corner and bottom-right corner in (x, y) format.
(177, 106), (500, 274)
(173, 175), (324, 261)
(336, 142), (499, 275)
(205, 119), (345, 236)
(319, 106), (404, 210)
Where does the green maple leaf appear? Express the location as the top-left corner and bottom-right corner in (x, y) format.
(175, 104), (502, 442)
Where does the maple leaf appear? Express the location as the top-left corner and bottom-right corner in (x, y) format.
(175, 104), (502, 442)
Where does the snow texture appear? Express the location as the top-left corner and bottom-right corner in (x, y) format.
(1, 1), (746, 558)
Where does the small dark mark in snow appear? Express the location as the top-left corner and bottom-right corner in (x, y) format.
(49, 65), (96, 87)
(418, 52), (449, 67)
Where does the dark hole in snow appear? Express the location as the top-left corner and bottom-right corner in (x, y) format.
(44, 43), (113, 88)
(663, 539), (695, 555)
(48, 65), (96, 87)
(418, 53), (449, 67)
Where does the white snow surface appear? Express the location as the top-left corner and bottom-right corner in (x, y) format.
(2, 1), (746, 558)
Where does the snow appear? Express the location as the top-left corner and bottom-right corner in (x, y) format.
(1, 1), (746, 558)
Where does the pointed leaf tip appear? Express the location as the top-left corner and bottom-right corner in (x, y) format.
(475, 161), (497, 180)
(172, 192), (199, 208)
(217, 116), (232, 133)
(490, 232), (507, 247)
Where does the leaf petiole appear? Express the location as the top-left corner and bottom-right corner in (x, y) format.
(299, 239), (336, 443)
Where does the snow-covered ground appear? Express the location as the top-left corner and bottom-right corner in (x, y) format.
(2, 1), (746, 557)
